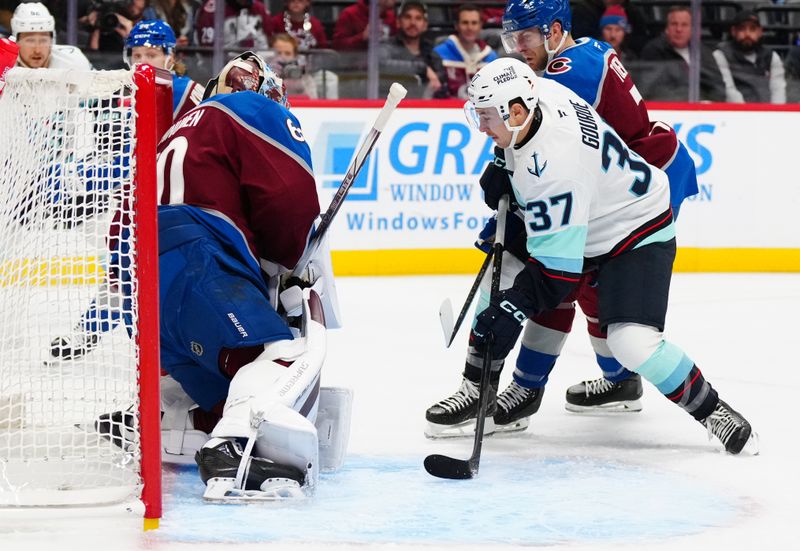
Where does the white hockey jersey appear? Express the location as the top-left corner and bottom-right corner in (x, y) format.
(506, 78), (674, 275)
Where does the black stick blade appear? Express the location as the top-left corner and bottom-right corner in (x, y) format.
(423, 454), (476, 480)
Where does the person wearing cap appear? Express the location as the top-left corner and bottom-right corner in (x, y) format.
(11, 2), (91, 69)
(379, 1), (446, 98)
(639, 6), (725, 101)
(598, 5), (635, 62)
(712, 10), (786, 104)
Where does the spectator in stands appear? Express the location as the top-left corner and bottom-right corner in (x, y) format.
(11, 2), (92, 69)
(85, 0), (157, 58)
(271, 32), (338, 98)
(333, 0), (396, 51)
(434, 3), (497, 99)
(712, 10), (786, 104)
(599, 5), (635, 62)
(572, 0), (648, 53)
(151, 0), (194, 46)
(270, 0), (328, 49)
(379, 1), (446, 98)
(786, 40), (800, 102)
(639, 6), (726, 102)
(195, 0), (271, 51)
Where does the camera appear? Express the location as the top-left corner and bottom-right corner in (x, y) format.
(90, 0), (131, 32)
(278, 59), (305, 80)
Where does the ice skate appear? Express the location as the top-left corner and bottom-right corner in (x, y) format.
(493, 380), (544, 434)
(565, 373), (643, 413)
(702, 399), (759, 455)
(49, 331), (100, 361)
(196, 438), (306, 501)
(424, 377), (496, 439)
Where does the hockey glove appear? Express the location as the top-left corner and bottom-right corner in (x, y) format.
(470, 288), (533, 359)
(474, 210), (526, 254)
(479, 147), (517, 212)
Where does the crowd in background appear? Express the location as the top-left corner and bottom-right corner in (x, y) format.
(2, 0), (800, 101)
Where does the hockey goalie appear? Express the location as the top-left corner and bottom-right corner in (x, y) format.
(146, 52), (350, 500)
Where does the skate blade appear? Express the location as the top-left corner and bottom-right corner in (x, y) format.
(738, 431), (760, 456)
(424, 418), (496, 439)
(203, 477), (305, 502)
(493, 416), (530, 434)
(564, 399), (643, 414)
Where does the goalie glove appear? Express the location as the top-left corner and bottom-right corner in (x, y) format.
(470, 287), (534, 360)
(479, 147), (518, 212)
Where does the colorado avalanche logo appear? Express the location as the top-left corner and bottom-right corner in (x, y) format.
(547, 57), (572, 75)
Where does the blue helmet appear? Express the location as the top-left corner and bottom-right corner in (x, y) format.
(502, 0), (572, 36)
(125, 19), (177, 54)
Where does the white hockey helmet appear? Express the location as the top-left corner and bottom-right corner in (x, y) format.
(11, 2), (56, 38)
(465, 57), (539, 146)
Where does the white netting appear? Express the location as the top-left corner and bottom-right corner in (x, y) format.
(0, 68), (142, 506)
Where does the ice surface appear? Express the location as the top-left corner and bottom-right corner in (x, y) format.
(1, 273), (797, 551)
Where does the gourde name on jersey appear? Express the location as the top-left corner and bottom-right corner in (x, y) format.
(156, 91), (319, 273)
(510, 79), (671, 273)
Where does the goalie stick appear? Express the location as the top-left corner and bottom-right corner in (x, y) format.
(291, 83), (407, 278)
(439, 248), (493, 348)
(424, 195), (509, 480)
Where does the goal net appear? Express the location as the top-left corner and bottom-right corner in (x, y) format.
(0, 67), (161, 522)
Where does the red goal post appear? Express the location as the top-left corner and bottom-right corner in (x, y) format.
(0, 65), (168, 528)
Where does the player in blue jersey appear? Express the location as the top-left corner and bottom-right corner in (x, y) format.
(425, 0), (700, 438)
(48, 20), (206, 363)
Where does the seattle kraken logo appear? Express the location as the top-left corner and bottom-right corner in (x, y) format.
(527, 152), (547, 177)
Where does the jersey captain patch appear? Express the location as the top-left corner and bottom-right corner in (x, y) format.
(546, 57), (572, 75)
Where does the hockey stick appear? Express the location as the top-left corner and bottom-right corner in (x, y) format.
(291, 83), (407, 278)
(438, 248), (493, 347)
(424, 195), (509, 480)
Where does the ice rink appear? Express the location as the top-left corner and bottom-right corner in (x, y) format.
(2, 272), (798, 551)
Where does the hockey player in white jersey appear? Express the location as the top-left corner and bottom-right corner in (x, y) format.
(451, 57), (756, 454)
(11, 3), (92, 70)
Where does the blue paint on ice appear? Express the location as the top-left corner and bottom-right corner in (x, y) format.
(158, 455), (737, 545)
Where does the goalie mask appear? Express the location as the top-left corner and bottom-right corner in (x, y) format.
(465, 58), (539, 147)
(203, 51), (288, 108)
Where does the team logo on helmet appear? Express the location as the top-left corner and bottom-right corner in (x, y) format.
(492, 65), (518, 85)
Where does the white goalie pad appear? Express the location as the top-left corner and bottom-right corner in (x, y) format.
(316, 387), (353, 472)
(160, 375), (209, 465)
(207, 289), (327, 499)
(253, 401), (320, 492)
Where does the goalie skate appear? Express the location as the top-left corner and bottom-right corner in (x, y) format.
(197, 438), (306, 502)
(424, 377), (496, 439)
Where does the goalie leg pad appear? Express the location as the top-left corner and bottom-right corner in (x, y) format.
(161, 376), (210, 464)
(316, 387), (353, 472)
(253, 401), (320, 492)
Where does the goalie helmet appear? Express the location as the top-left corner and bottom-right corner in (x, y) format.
(465, 58), (539, 147)
(501, 0), (571, 56)
(11, 2), (55, 38)
(204, 51), (288, 108)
